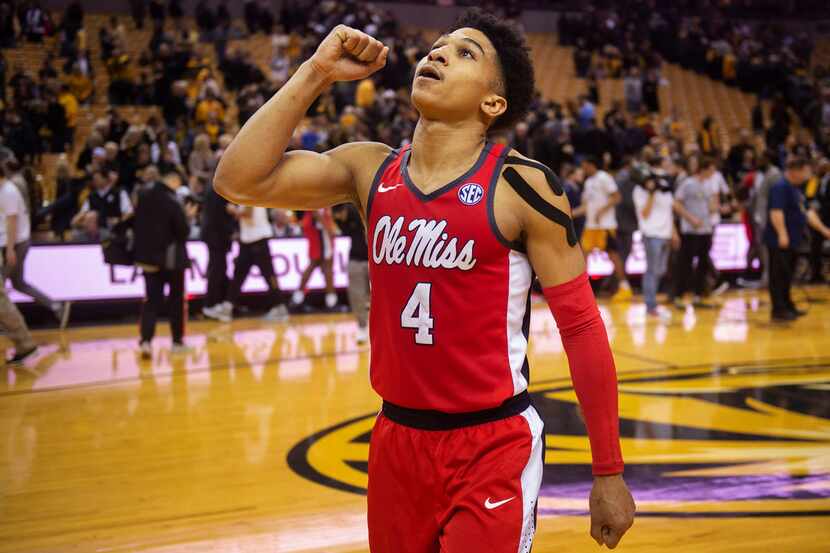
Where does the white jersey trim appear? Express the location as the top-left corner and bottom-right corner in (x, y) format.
(507, 250), (532, 395)
(518, 406), (545, 553)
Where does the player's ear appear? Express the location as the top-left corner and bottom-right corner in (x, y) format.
(481, 93), (507, 120)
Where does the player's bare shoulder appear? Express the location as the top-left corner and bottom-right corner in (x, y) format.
(328, 141), (393, 212)
(492, 148), (575, 246)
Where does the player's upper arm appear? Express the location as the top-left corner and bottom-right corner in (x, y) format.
(215, 141), (391, 210)
(506, 161), (586, 288)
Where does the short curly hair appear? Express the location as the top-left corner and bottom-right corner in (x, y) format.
(447, 9), (535, 132)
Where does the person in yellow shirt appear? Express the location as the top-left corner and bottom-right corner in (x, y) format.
(355, 77), (376, 108)
(66, 64), (93, 103)
(194, 89), (226, 124)
(58, 84), (79, 150)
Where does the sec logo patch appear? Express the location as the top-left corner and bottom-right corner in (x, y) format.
(458, 183), (484, 206)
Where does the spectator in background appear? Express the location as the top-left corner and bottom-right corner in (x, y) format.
(71, 170), (133, 234)
(562, 165), (586, 239)
(765, 158), (808, 321)
(726, 129), (755, 184)
(624, 67), (642, 114)
(614, 157), (637, 273)
(752, 99), (765, 136)
(0, 190), (37, 361)
(46, 155), (83, 239)
(698, 116), (721, 157)
(106, 48), (135, 105)
(580, 156), (631, 300)
(577, 95), (596, 129)
(188, 133), (216, 192)
(23, 2), (48, 43)
(643, 69), (660, 113)
(134, 171), (192, 359)
(0, 161), (71, 328)
(162, 80), (190, 128)
(673, 156), (719, 309)
(226, 205), (289, 322)
(201, 175), (236, 323)
(272, 208), (301, 238)
(740, 150), (781, 288)
(194, 88), (226, 124)
(633, 164), (677, 317)
(334, 204), (369, 344)
(58, 84), (79, 151)
(66, 63), (93, 104)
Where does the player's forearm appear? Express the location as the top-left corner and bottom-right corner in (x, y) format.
(544, 273), (624, 475)
(214, 61), (330, 203)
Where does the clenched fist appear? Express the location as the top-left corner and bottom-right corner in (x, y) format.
(309, 25), (389, 84)
(589, 474), (636, 549)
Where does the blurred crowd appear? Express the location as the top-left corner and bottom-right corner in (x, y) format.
(0, 0), (827, 321)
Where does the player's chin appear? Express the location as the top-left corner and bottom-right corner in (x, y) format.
(410, 85), (443, 109)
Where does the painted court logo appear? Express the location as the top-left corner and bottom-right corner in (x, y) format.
(458, 183), (484, 206)
(287, 359), (830, 517)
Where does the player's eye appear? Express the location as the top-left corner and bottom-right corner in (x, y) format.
(459, 47), (474, 59)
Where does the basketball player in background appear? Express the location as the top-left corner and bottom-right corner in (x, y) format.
(292, 208), (338, 309)
(226, 205), (290, 322)
(215, 10), (634, 552)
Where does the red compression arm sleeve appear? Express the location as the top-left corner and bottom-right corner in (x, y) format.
(543, 272), (624, 475)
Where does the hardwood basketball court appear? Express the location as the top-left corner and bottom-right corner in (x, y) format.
(1, 287), (828, 552)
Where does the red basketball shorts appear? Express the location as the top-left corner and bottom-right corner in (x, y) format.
(367, 397), (545, 553)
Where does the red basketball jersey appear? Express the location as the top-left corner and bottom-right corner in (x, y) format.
(366, 142), (534, 413)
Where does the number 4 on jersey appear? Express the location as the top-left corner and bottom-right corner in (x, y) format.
(401, 282), (434, 345)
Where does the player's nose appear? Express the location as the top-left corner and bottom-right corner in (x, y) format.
(428, 47), (448, 66)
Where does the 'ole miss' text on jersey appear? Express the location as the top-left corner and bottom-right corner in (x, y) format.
(367, 142), (533, 413)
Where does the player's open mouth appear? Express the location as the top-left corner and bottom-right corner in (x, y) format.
(416, 66), (442, 80)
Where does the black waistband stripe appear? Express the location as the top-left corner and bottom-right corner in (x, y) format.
(381, 391), (531, 431)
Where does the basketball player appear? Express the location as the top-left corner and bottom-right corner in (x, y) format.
(215, 10), (634, 551)
(226, 205), (290, 322)
(292, 208), (338, 309)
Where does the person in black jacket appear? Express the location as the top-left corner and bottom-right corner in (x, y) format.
(134, 171), (192, 358)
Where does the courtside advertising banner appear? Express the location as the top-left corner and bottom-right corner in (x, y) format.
(7, 225), (749, 303)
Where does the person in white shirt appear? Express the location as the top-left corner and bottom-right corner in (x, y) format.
(0, 175), (71, 328)
(632, 166), (678, 316)
(0, 164), (37, 364)
(580, 156), (632, 300)
(217, 205), (289, 322)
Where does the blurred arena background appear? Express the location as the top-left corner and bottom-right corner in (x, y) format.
(0, 1), (829, 552)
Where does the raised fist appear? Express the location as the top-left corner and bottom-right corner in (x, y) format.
(309, 25), (389, 84)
